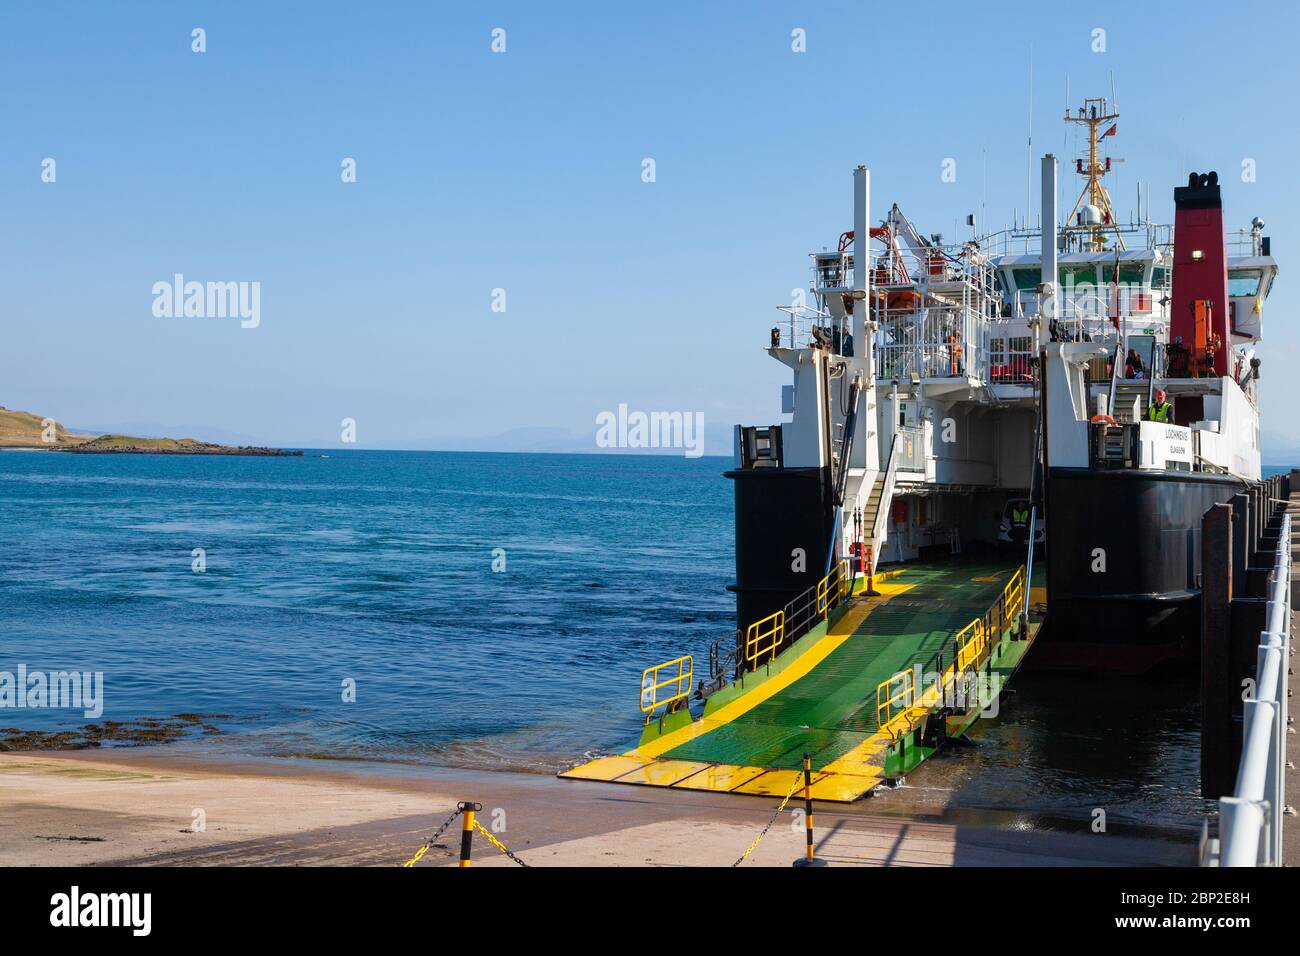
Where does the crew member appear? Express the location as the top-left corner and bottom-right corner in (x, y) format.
(1146, 388), (1173, 423)
(1009, 501), (1031, 545)
(946, 331), (963, 376)
(1125, 348), (1145, 379)
(831, 323), (854, 357)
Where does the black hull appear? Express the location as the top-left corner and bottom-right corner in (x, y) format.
(725, 465), (834, 636)
(1040, 467), (1249, 673)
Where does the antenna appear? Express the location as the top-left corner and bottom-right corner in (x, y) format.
(1062, 75), (1069, 226)
(1064, 94), (1122, 251)
(1027, 44), (1033, 230)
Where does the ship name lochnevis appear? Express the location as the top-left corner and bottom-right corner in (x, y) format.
(0, 665), (103, 718)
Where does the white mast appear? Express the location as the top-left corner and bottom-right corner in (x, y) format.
(852, 165), (878, 472)
(1038, 153), (1058, 352)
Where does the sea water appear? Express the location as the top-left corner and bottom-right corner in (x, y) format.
(2, 450), (1287, 825)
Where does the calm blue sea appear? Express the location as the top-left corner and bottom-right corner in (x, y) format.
(2, 449), (1289, 823)
(0, 450), (733, 770)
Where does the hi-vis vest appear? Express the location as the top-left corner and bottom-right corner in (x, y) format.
(1011, 507), (1029, 525)
(1147, 401), (1173, 423)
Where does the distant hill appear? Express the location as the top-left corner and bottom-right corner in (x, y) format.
(67, 421), (270, 447)
(0, 406), (94, 447)
(0, 405), (297, 456)
(62, 435), (299, 456)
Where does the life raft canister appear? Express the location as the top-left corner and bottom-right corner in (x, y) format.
(849, 540), (866, 572)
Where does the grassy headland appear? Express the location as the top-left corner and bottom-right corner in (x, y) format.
(0, 405), (300, 456)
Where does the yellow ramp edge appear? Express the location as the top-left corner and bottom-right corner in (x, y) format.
(669, 763), (769, 792)
(558, 754), (652, 781)
(732, 769), (828, 797)
(808, 772), (882, 802)
(611, 759), (713, 788)
(560, 757), (886, 802)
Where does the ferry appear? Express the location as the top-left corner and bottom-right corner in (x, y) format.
(560, 97), (1276, 804)
(731, 97), (1277, 674)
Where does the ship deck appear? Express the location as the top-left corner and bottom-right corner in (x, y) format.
(562, 560), (1045, 802)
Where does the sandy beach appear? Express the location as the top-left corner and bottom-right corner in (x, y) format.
(0, 750), (1196, 867)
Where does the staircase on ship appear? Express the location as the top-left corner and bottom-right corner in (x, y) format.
(1096, 341), (1156, 466)
(861, 471), (888, 562)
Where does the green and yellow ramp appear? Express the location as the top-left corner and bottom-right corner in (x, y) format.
(561, 561), (1043, 802)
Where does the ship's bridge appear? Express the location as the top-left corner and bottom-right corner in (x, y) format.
(994, 249), (1171, 326)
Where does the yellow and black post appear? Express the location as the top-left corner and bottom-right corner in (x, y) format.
(457, 801), (481, 867)
(793, 753), (828, 867)
(865, 545), (880, 597)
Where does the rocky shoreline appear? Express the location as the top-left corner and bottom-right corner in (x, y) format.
(54, 436), (302, 456)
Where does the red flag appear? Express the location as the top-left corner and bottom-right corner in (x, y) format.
(1100, 123), (1117, 138)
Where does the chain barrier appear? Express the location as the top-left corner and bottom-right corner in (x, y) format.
(401, 806), (464, 867)
(473, 820), (530, 867)
(403, 772), (811, 868)
(730, 771), (806, 867)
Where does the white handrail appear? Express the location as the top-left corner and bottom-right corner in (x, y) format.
(870, 437), (900, 573)
(1217, 512), (1290, 866)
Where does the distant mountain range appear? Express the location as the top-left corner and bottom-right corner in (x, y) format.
(0, 406), (293, 455)
(2, 407), (738, 457)
(382, 423), (737, 457)
(1261, 431), (1300, 467)
(17, 404), (1299, 464)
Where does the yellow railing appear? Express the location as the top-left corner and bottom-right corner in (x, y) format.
(816, 559), (851, 617)
(875, 564), (1026, 736)
(744, 610), (785, 666)
(639, 655), (693, 715)
(875, 669), (915, 727)
(1002, 565), (1025, 618)
(955, 619), (987, 671)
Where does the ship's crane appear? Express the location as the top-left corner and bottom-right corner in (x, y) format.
(884, 204), (937, 266)
(836, 203), (943, 288)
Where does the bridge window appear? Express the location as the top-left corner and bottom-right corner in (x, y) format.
(1102, 263), (1147, 286)
(1059, 264), (1098, 288)
(1228, 269), (1263, 297)
(1011, 268), (1041, 292)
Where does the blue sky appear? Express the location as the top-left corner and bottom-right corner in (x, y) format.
(3, 1), (1298, 452)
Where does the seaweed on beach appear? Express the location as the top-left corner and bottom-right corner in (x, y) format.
(0, 713), (231, 751)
